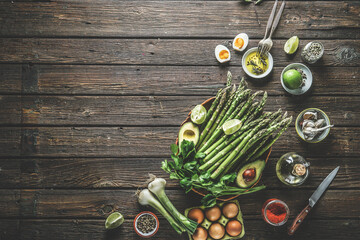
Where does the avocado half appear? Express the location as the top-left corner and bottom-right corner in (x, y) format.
(178, 122), (200, 147)
(236, 159), (266, 188)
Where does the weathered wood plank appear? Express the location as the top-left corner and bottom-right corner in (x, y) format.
(1, 219), (358, 240)
(0, 157), (357, 189)
(0, 127), (358, 157)
(0, 189), (358, 218)
(0, 219), (356, 240)
(0, 1), (359, 39)
(0, 39), (358, 66)
(1, 95), (359, 126)
(1, 65), (359, 96)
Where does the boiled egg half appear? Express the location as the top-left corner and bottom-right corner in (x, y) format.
(232, 33), (249, 52)
(215, 45), (231, 63)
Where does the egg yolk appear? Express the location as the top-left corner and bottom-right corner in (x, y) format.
(219, 50), (229, 59)
(234, 38), (244, 49)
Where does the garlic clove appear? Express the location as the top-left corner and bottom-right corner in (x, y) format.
(303, 112), (317, 120)
(314, 119), (325, 128)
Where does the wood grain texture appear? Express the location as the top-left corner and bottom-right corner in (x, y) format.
(0, 127), (359, 157)
(0, 38), (358, 66)
(0, 219), (358, 240)
(0, 157), (357, 189)
(1, 64), (359, 96)
(0, 1), (359, 39)
(0, 189), (358, 218)
(1, 219), (358, 240)
(1, 95), (360, 126)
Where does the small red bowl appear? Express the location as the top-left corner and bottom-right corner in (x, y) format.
(134, 211), (159, 238)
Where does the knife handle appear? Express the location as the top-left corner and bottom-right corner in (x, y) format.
(288, 204), (312, 235)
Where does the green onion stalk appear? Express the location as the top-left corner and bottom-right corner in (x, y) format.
(138, 189), (185, 234)
(148, 177), (198, 234)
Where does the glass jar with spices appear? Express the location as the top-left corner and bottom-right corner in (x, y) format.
(301, 41), (324, 64)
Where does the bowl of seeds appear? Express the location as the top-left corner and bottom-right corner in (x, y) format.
(281, 63), (313, 95)
(295, 108), (334, 143)
(134, 211), (159, 238)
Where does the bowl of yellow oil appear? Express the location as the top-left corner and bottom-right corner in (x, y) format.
(242, 47), (273, 79)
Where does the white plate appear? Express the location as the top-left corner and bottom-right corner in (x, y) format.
(281, 63), (313, 95)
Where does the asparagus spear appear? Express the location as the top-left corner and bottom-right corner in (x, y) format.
(240, 102), (259, 123)
(198, 87), (247, 153)
(200, 89), (222, 132)
(212, 118), (292, 179)
(198, 85), (236, 149)
(203, 116), (265, 158)
(205, 119), (271, 175)
(199, 129), (251, 171)
(234, 91), (263, 121)
(226, 71), (232, 86)
(207, 151), (232, 173)
(250, 116), (292, 161)
(244, 92), (267, 125)
(197, 87), (229, 148)
(227, 90), (251, 119)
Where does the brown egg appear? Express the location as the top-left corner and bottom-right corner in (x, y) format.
(222, 203), (239, 219)
(205, 206), (221, 221)
(192, 227), (208, 240)
(188, 208), (205, 224)
(208, 223), (225, 240)
(226, 220), (242, 237)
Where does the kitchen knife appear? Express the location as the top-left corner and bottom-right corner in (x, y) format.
(288, 166), (340, 235)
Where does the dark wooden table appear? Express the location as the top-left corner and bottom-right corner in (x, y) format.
(0, 0), (359, 239)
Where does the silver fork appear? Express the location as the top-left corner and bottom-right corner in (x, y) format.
(261, 0), (286, 56)
(257, 0), (278, 56)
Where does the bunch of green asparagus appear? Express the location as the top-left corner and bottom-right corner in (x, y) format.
(196, 72), (292, 179)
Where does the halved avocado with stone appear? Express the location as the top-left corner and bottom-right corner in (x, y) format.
(236, 160), (266, 188)
(178, 122), (200, 147)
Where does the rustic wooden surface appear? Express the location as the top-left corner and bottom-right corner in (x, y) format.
(0, 1), (359, 240)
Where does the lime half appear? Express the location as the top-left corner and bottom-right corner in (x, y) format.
(191, 105), (207, 125)
(222, 119), (242, 135)
(284, 36), (299, 54)
(105, 212), (124, 230)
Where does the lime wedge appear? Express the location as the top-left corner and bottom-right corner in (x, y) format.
(222, 119), (242, 135)
(191, 105), (207, 125)
(284, 36), (299, 54)
(105, 212), (124, 230)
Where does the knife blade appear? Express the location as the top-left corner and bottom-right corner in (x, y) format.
(288, 166), (340, 235)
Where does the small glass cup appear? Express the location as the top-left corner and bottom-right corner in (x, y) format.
(262, 199), (290, 226)
(301, 41), (324, 64)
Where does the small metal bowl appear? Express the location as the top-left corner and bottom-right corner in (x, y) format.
(281, 63), (313, 95)
(295, 108), (331, 143)
(242, 47), (273, 79)
(134, 211), (159, 238)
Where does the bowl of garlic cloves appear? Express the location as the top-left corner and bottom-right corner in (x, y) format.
(295, 108), (334, 143)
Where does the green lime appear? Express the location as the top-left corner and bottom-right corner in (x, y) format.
(283, 69), (303, 89)
(222, 119), (242, 135)
(284, 36), (299, 54)
(105, 212), (124, 230)
(191, 105), (207, 125)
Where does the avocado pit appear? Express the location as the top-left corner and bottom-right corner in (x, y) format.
(243, 168), (256, 182)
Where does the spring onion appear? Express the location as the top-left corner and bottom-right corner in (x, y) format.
(148, 177), (198, 234)
(138, 189), (184, 234)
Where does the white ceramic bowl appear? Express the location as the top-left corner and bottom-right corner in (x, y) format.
(242, 47), (273, 79)
(281, 63), (313, 95)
